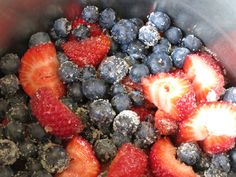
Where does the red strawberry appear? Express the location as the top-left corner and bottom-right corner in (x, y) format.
(121, 76), (143, 92)
(56, 136), (100, 177)
(30, 87), (84, 138)
(178, 102), (236, 154)
(107, 143), (147, 177)
(183, 52), (225, 103)
(154, 110), (178, 135)
(62, 34), (111, 67)
(131, 107), (155, 121)
(142, 73), (196, 120)
(150, 138), (197, 177)
(19, 43), (65, 97)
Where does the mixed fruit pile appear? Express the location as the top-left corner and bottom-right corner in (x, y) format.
(1, 4), (236, 177)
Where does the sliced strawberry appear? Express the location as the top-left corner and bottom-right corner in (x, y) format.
(19, 43), (65, 97)
(154, 110), (178, 135)
(142, 73), (196, 120)
(56, 136), (100, 177)
(107, 143), (148, 177)
(30, 87), (84, 138)
(150, 138), (197, 177)
(131, 107), (155, 121)
(62, 34), (111, 67)
(183, 52), (225, 103)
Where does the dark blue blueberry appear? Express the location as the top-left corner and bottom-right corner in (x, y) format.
(139, 25), (160, 46)
(54, 38), (67, 51)
(130, 18), (144, 30)
(89, 99), (116, 129)
(27, 123), (47, 141)
(113, 110), (140, 136)
(28, 32), (51, 47)
(53, 18), (71, 38)
(183, 34), (203, 51)
(148, 11), (171, 32)
(31, 170), (52, 177)
(99, 8), (116, 29)
(0, 53), (20, 74)
(98, 56), (129, 83)
(0, 166), (14, 177)
(129, 90), (144, 106)
(67, 82), (85, 103)
(60, 97), (78, 111)
(223, 87), (236, 103)
(153, 38), (171, 54)
(58, 61), (81, 83)
(5, 121), (25, 142)
(6, 103), (29, 123)
(127, 40), (148, 60)
(109, 39), (119, 55)
(211, 153), (230, 173)
(0, 139), (19, 165)
(0, 74), (19, 96)
(110, 83), (126, 96)
(19, 140), (37, 159)
(80, 65), (96, 81)
(129, 64), (150, 83)
(112, 131), (131, 147)
(40, 143), (70, 173)
(57, 52), (69, 64)
(49, 28), (59, 40)
(120, 43), (129, 53)
(146, 52), (172, 74)
(72, 25), (90, 40)
(82, 6), (99, 23)
(111, 19), (138, 44)
(82, 78), (108, 100)
(164, 26), (183, 44)
(230, 148), (236, 172)
(0, 98), (7, 119)
(171, 47), (190, 68)
(25, 157), (43, 172)
(111, 93), (131, 113)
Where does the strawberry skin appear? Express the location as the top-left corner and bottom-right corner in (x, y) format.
(150, 138), (197, 177)
(142, 73), (196, 120)
(56, 136), (100, 177)
(131, 107), (155, 121)
(62, 34), (111, 67)
(183, 52), (225, 103)
(30, 87), (84, 138)
(19, 43), (65, 97)
(107, 143), (148, 177)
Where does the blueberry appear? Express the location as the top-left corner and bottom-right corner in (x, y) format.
(171, 47), (190, 68)
(113, 110), (140, 136)
(72, 25), (90, 40)
(0, 166), (14, 177)
(211, 153), (230, 173)
(49, 28), (59, 40)
(164, 26), (182, 45)
(40, 143), (69, 173)
(0, 139), (20, 165)
(57, 52), (69, 64)
(230, 148), (236, 172)
(176, 142), (201, 165)
(82, 6), (99, 23)
(99, 8), (116, 29)
(19, 140), (37, 159)
(127, 40), (148, 60)
(67, 82), (85, 102)
(203, 167), (228, 177)
(183, 34), (203, 51)
(134, 121), (157, 148)
(80, 65), (96, 81)
(98, 56), (129, 83)
(194, 154), (211, 171)
(53, 18), (71, 38)
(60, 97), (78, 111)
(54, 38), (67, 51)
(6, 103), (29, 123)
(31, 170), (52, 177)
(111, 93), (131, 113)
(111, 19), (138, 44)
(130, 18), (144, 30)
(0, 98), (7, 119)
(111, 131), (131, 147)
(0, 53), (20, 74)
(0, 74), (19, 96)
(223, 87), (236, 103)
(58, 61), (81, 83)
(82, 78), (108, 100)
(25, 157), (43, 172)
(129, 64), (150, 83)
(129, 90), (144, 106)
(28, 32), (51, 47)
(148, 11), (171, 32)
(5, 121), (25, 142)
(138, 25), (160, 46)
(108, 39), (119, 55)
(146, 52), (172, 74)
(153, 38), (171, 54)
(27, 123), (47, 141)
(110, 83), (126, 96)
(89, 99), (116, 129)
(14, 171), (31, 177)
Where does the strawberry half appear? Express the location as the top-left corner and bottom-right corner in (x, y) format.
(30, 87), (84, 138)
(142, 73), (196, 120)
(150, 138), (197, 177)
(178, 102), (236, 154)
(62, 34), (111, 67)
(19, 43), (65, 97)
(107, 143), (148, 177)
(56, 136), (100, 177)
(183, 52), (225, 103)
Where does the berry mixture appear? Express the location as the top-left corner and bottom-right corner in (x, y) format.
(0, 4), (236, 177)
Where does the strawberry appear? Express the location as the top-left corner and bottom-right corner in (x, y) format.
(121, 76), (143, 92)
(107, 143), (148, 177)
(62, 34), (111, 67)
(63, 1), (82, 20)
(150, 138), (197, 177)
(56, 136), (100, 177)
(19, 43), (65, 97)
(131, 107), (155, 121)
(30, 87), (84, 138)
(142, 73), (196, 120)
(154, 110), (178, 135)
(178, 102), (236, 154)
(183, 52), (225, 103)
